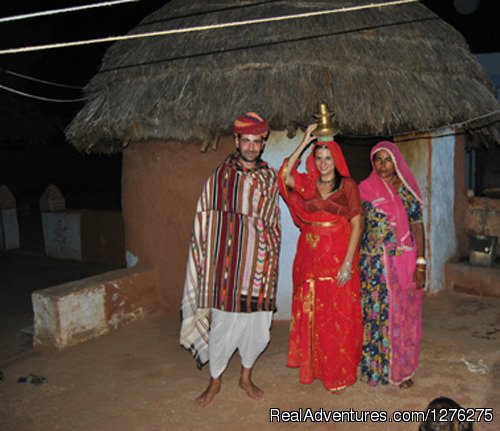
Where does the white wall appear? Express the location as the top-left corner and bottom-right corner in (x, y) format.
(429, 130), (457, 292)
(42, 211), (82, 260)
(0, 208), (20, 250)
(263, 131), (304, 319)
(397, 136), (430, 290)
(398, 129), (458, 293)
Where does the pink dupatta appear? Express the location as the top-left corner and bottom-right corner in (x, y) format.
(359, 141), (423, 384)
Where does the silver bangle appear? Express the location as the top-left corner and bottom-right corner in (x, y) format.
(416, 257), (427, 266)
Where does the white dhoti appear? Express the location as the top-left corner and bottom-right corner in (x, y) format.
(209, 309), (273, 379)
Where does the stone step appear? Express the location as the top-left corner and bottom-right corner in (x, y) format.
(445, 261), (500, 297)
(32, 267), (161, 350)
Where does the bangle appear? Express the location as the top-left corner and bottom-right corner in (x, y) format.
(416, 268), (426, 272)
(344, 261), (352, 267)
(416, 257), (427, 266)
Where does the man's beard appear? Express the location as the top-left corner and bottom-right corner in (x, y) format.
(238, 149), (262, 163)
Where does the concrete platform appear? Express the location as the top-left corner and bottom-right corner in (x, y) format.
(445, 260), (500, 297)
(32, 267), (161, 350)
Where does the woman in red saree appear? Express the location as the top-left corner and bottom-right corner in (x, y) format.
(278, 124), (363, 392)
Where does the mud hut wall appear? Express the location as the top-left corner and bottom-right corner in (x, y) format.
(122, 138), (236, 313)
(396, 133), (431, 289)
(457, 131), (500, 256)
(465, 197), (500, 256)
(397, 129), (458, 293)
(121, 133), (303, 318)
(80, 210), (125, 267)
(453, 134), (469, 259)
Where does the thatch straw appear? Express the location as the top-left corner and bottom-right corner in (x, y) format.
(66, 0), (499, 153)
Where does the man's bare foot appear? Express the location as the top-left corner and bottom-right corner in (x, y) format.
(239, 366), (264, 400)
(239, 378), (264, 400)
(195, 378), (221, 407)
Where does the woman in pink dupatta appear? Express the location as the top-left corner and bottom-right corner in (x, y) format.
(358, 141), (426, 388)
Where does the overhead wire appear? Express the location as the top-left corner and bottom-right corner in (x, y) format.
(0, 1), (140, 100)
(0, 68), (85, 102)
(0, 0), (420, 102)
(0, 0), (139, 23)
(0, 83), (87, 102)
(0, 0), (419, 55)
(0, 68), (83, 89)
(0, 1), (142, 100)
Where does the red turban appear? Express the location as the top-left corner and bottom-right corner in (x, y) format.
(233, 112), (269, 137)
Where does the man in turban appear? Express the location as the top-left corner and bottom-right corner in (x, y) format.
(180, 112), (281, 407)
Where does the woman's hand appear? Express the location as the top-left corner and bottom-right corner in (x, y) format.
(284, 123), (319, 189)
(414, 265), (426, 289)
(299, 123), (318, 149)
(337, 215), (362, 287)
(336, 261), (352, 287)
(410, 222), (425, 290)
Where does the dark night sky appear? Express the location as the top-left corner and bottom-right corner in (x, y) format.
(0, 0), (498, 209)
(0, 1), (169, 78)
(0, 1), (169, 123)
(422, 0), (499, 54)
(0, 1), (169, 209)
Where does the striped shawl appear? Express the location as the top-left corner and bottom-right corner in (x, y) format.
(180, 153), (281, 367)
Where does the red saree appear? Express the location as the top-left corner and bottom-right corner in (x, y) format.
(279, 141), (363, 391)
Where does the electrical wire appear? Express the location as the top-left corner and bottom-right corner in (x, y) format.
(0, 83), (87, 102)
(0, 0), (419, 55)
(0, 68), (83, 89)
(0, 0), (139, 24)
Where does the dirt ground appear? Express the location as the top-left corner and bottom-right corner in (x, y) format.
(0, 252), (499, 431)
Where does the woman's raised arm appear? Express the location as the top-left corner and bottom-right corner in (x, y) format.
(283, 123), (318, 189)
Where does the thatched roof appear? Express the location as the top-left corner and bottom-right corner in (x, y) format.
(66, 0), (499, 153)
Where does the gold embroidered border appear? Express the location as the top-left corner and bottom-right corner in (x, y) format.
(308, 279), (315, 369)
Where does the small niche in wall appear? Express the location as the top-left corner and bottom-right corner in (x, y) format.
(465, 136), (500, 199)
